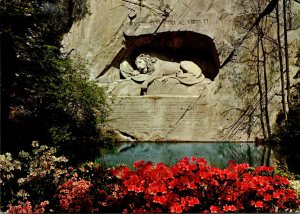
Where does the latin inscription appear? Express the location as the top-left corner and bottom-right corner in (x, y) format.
(108, 96), (219, 141)
(130, 19), (209, 26)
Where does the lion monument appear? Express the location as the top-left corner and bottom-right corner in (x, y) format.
(134, 53), (208, 94)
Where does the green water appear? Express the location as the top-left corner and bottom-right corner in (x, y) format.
(96, 142), (263, 168)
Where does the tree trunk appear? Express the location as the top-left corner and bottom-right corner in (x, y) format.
(283, 0), (291, 109)
(256, 28), (267, 139)
(260, 34), (271, 138)
(276, 3), (288, 121)
(260, 19), (272, 166)
(256, 31), (268, 166)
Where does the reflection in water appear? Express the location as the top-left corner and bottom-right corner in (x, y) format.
(97, 142), (264, 168)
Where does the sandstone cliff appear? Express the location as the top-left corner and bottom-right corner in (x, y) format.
(62, 0), (300, 141)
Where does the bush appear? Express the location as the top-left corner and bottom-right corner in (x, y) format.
(7, 201), (49, 214)
(5, 157), (300, 213)
(114, 157), (299, 213)
(1, 142), (68, 210)
(40, 55), (113, 163)
(267, 101), (300, 175)
(1, 0), (114, 164)
(56, 179), (92, 213)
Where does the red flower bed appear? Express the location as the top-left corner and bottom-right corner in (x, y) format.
(113, 157), (300, 213)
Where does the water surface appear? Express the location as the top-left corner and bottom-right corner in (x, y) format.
(97, 142), (263, 168)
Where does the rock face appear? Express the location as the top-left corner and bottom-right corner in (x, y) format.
(62, 0), (300, 141)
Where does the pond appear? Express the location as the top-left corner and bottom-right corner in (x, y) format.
(96, 142), (265, 168)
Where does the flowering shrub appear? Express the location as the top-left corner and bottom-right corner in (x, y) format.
(2, 141), (68, 210)
(0, 153), (22, 186)
(114, 157), (300, 213)
(56, 179), (92, 213)
(55, 163), (121, 213)
(5, 157), (300, 213)
(17, 141), (68, 185)
(7, 200), (49, 214)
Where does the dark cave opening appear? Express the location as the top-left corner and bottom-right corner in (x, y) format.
(100, 31), (220, 80)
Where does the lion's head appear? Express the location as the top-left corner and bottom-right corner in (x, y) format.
(135, 54), (158, 75)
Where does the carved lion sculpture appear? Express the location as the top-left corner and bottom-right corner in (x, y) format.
(135, 54), (207, 93)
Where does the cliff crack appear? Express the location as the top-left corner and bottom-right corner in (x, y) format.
(220, 0), (279, 68)
(122, 0), (165, 16)
(163, 94), (205, 140)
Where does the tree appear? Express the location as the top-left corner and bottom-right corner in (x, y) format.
(283, 0), (291, 109)
(275, 2), (287, 121)
(0, 0), (113, 163)
(231, 0), (296, 166)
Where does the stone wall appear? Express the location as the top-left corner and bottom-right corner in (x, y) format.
(62, 0), (300, 141)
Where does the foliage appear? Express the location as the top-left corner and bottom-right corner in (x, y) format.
(38, 55), (112, 162)
(0, 142), (68, 210)
(271, 102), (300, 173)
(68, 0), (90, 23)
(266, 47), (300, 174)
(1, 0), (113, 163)
(5, 157), (299, 213)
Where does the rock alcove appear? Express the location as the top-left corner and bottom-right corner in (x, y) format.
(99, 31), (220, 96)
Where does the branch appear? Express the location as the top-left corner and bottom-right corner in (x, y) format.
(221, 0), (279, 68)
(253, 0), (279, 27)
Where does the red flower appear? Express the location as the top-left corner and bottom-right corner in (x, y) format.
(187, 182), (197, 189)
(133, 160), (145, 169)
(263, 194), (271, 201)
(111, 157), (299, 213)
(170, 203), (182, 213)
(210, 205), (221, 213)
(254, 201), (264, 208)
(287, 189), (296, 199)
(273, 192), (280, 199)
(281, 177), (290, 185)
(210, 179), (219, 186)
(223, 205), (237, 212)
(127, 184), (144, 193)
(196, 158), (207, 165)
(153, 195), (167, 205)
(188, 163), (197, 171)
(187, 197), (200, 207)
(112, 166), (130, 178)
(254, 166), (274, 174)
(148, 182), (167, 195)
(274, 175), (290, 185)
(191, 156), (197, 162)
(168, 179), (179, 189)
